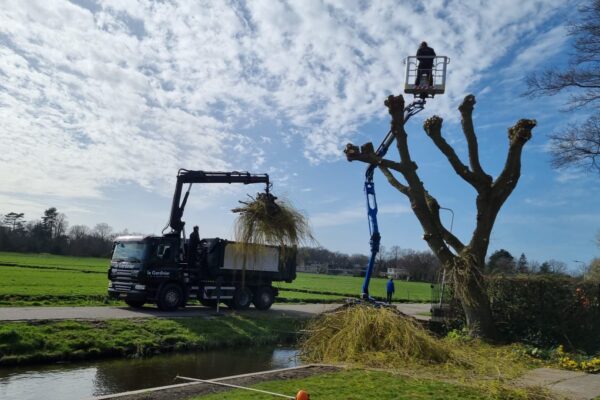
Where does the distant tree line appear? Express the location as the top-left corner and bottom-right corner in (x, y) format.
(300, 245), (596, 283)
(298, 245), (441, 282)
(298, 247), (369, 275)
(485, 248), (600, 281)
(0, 208), (126, 257)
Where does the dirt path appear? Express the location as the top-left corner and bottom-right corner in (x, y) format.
(0, 303), (430, 321)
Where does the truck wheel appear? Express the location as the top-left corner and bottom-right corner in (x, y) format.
(232, 287), (252, 310)
(125, 299), (145, 309)
(252, 287), (275, 310)
(157, 283), (183, 311)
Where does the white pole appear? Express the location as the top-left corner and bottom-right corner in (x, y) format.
(175, 376), (295, 399)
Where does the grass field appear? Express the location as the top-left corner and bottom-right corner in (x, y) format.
(275, 273), (432, 302)
(0, 252), (107, 272)
(0, 252), (431, 306)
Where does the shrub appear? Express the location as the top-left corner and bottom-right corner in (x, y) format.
(487, 275), (600, 352)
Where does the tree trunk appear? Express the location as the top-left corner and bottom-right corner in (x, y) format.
(452, 251), (496, 339)
(461, 272), (495, 338)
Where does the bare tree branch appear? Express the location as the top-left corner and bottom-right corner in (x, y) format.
(343, 143), (408, 174)
(423, 192), (465, 253)
(493, 119), (537, 201)
(378, 165), (410, 197)
(522, 1), (600, 175)
(423, 115), (483, 190)
(550, 115), (600, 173)
(458, 95), (492, 184)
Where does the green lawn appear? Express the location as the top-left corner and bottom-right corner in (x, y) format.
(190, 369), (515, 400)
(278, 290), (345, 302)
(276, 273), (432, 302)
(0, 252), (110, 304)
(0, 251), (108, 272)
(0, 266), (107, 297)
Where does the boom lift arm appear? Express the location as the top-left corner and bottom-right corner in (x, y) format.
(361, 99), (426, 299)
(165, 170), (270, 236)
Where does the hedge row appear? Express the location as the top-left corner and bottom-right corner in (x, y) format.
(447, 275), (600, 352)
(488, 275), (600, 352)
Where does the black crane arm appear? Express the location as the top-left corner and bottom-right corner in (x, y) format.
(166, 170), (270, 235)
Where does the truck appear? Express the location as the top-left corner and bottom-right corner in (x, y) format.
(107, 170), (296, 311)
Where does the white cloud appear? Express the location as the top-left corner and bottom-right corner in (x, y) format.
(555, 169), (587, 183)
(0, 0), (568, 201)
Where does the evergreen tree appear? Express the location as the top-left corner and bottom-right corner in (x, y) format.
(516, 253), (529, 273)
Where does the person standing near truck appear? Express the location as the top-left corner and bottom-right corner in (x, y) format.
(386, 277), (395, 304)
(188, 225), (200, 265)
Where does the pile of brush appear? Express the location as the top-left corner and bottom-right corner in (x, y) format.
(300, 305), (455, 368)
(232, 192), (313, 250)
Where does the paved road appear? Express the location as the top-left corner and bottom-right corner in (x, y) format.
(0, 303), (431, 321)
(514, 368), (600, 400)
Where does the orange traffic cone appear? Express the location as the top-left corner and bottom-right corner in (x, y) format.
(296, 389), (310, 400)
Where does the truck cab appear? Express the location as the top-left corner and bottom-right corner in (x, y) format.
(108, 235), (186, 309)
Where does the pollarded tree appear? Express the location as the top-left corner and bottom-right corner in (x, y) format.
(345, 94), (536, 338)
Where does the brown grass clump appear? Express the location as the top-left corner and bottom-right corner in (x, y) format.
(232, 192), (314, 251)
(300, 305), (454, 367)
(299, 305), (556, 399)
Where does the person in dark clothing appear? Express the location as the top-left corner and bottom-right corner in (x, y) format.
(415, 41), (436, 87)
(188, 226), (200, 265)
(386, 278), (395, 304)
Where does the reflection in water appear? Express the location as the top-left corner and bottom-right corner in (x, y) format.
(0, 347), (299, 400)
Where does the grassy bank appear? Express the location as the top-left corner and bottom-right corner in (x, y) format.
(191, 369), (545, 400)
(0, 314), (304, 366)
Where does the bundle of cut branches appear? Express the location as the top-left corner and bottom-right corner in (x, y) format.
(232, 192), (314, 255)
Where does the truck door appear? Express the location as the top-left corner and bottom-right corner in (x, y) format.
(147, 238), (180, 280)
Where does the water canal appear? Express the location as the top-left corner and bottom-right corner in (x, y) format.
(0, 347), (300, 400)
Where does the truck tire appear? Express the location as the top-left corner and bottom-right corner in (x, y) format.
(232, 286), (252, 310)
(252, 286), (275, 310)
(157, 283), (183, 311)
(125, 299), (145, 309)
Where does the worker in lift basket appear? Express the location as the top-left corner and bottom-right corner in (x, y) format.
(188, 225), (200, 265)
(415, 41), (436, 88)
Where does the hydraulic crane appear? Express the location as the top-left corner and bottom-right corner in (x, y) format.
(164, 169), (270, 237)
(360, 54), (449, 300)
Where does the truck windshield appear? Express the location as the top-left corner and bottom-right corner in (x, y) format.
(112, 242), (148, 262)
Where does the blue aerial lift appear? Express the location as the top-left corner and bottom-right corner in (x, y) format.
(360, 55), (449, 300)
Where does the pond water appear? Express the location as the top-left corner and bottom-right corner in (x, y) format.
(0, 347), (300, 400)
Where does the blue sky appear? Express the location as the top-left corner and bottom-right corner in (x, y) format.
(0, 0), (598, 269)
